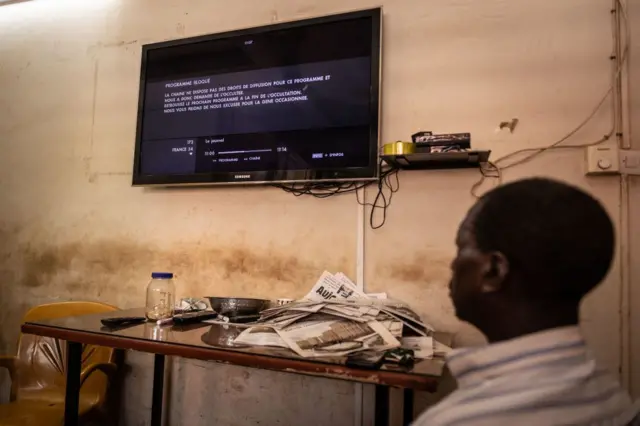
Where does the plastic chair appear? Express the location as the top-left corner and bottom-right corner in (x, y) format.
(0, 301), (119, 426)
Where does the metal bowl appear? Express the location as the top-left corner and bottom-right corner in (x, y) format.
(206, 297), (270, 316)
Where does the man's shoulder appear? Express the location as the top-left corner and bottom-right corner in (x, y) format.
(412, 373), (637, 426)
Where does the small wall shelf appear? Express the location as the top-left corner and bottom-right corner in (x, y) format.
(381, 150), (491, 170)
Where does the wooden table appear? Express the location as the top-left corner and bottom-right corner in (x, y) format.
(22, 308), (450, 426)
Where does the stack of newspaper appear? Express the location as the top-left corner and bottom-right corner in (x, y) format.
(234, 271), (437, 359)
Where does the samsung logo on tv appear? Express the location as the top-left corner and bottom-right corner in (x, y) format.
(234, 174), (251, 179)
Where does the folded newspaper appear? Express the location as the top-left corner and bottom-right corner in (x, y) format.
(234, 271), (441, 358)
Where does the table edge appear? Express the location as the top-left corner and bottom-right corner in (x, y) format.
(21, 323), (441, 392)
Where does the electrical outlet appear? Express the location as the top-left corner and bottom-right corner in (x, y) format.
(586, 144), (620, 175)
(620, 150), (640, 175)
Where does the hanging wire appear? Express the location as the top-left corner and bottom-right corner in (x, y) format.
(275, 160), (400, 229)
(471, 0), (630, 198)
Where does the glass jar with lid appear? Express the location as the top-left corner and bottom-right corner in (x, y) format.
(145, 272), (176, 322)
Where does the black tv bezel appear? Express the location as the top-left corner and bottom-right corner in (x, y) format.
(132, 8), (382, 187)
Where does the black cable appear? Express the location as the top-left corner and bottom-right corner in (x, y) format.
(355, 166), (400, 229)
(274, 160), (400, 229)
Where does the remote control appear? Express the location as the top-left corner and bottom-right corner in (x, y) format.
(101, 316), (146, 327)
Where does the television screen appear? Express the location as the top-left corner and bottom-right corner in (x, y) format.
(132, 8), (382, 186)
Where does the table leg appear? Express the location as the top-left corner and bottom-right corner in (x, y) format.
(64, 341), (82, 426)
(403, 389), (415, 426)
(151, 354), (165, 426)
(374, 385), (390, 426)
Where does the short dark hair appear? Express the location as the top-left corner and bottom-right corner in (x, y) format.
(471, 178), (615, 302)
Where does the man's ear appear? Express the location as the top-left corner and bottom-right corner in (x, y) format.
(479, 251), (509, 293)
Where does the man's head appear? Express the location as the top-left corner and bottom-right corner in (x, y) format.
(450, 178), (615, 341)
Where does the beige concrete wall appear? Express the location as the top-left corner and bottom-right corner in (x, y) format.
(0, 0), (636, 425)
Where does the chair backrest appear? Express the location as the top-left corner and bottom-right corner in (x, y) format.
(13, 301), (118, 406)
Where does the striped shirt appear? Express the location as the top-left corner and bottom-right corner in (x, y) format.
(413, 326), (640, 426)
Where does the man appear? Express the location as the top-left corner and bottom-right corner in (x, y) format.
(414, 178), (639, 426)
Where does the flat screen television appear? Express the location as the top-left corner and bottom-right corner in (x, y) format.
(132, 8), (382, 186)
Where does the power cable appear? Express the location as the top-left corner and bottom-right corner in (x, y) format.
(275, 160), (400, 229)
(471, 0), (630, 198)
